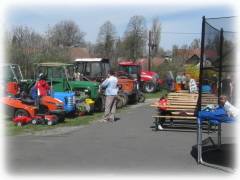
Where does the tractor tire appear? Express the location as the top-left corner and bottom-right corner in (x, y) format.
(138, 92), (145, 103)
(14, 109), (29, 118)
(143, 81), (156, 93)
(116, 96), (124, 109)
(118, 92), (128, 106)
(95, 95), (105, 112)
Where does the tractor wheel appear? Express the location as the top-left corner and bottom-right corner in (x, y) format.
(95, 95), (105, 112)
(116, 96), (123, 109)
(14, 109), (29, 118)
(144, 81), (156, 93)
(138, 92), (145, 103)
(118, 92), (128, 106)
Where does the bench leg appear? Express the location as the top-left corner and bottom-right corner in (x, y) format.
(154, 117), (159, 131)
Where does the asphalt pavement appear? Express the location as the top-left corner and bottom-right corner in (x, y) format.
(6, 99), (236, 176)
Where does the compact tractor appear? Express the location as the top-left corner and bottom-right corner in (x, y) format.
(118, 61), (164, 93)
(1, 64), (63, 126)
(34, 63), (96, 113)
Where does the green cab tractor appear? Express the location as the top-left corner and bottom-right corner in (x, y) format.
(34, 63), (104, 112)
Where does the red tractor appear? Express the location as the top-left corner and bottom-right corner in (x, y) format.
(118, 60), (164, 93)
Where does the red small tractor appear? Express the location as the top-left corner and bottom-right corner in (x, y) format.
(118, 60), (164, 93)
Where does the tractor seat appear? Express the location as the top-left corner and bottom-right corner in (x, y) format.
(21, 98), (35, 105)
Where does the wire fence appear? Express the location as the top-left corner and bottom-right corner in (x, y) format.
(199, 16), (237, 109)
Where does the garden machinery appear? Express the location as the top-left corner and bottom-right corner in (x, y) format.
(2, 64), (66, 121)
(34, 63), (96, 113)
(74, 58), (144, 106)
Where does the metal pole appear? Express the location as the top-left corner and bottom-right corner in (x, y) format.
(198, 16), (205, 112)
(197, 118), (203, 163)
(218, 28), (224, 103)
(197, 16), (205, 165)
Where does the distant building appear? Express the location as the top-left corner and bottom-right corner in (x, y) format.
(185, 54), (200, 65)
(69, 47), (90, 60)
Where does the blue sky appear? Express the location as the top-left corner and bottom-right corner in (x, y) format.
(6, 4), (234, 50)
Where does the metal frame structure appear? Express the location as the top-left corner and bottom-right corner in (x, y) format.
(197, 16), (236, 172)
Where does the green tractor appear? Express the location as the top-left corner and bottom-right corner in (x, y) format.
(34, 63), (104, 112)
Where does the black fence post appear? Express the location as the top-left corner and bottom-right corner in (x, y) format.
(198, 16), (205, 112)
(218, 28), (224, 103)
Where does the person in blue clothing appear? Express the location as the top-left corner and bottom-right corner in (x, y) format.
(198, 95), (239, 123)
(100, 70), (119, 122)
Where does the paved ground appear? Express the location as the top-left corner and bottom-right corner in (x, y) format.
(6, 99), (236, 175)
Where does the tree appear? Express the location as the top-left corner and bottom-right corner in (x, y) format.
(9, 26), (45, 77)
(150, 17), (161, 56)
(123, 15), (147, 60)
(190, 38), (200, 49)
(48, 20), (86, 47)
(95, 21), (116, 59)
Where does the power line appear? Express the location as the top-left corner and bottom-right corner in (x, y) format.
(161, 31), (201, 34)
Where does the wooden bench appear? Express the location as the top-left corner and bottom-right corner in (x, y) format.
(151, 92), (218, 131)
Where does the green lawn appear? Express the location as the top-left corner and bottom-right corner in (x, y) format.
(6, 90), (168, 136)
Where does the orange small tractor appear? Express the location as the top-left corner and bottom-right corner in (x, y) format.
(1, 64), (65, 126)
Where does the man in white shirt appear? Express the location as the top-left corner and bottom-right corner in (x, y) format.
(100, 70), (118, 122)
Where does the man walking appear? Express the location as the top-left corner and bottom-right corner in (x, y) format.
(100, 70), (118, 122)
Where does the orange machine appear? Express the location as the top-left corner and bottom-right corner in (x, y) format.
(1, 96), (65, 119)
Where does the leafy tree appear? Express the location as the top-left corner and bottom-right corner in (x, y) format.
(150, 17), (161, 57)
(123, 15), (147, 60)
(48, 20), (86, 47)
(95, 21), (116, 59)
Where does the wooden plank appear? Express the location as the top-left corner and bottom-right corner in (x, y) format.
(171, 112), (194, 116)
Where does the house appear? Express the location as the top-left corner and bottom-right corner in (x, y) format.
(69, 47), (90, 60)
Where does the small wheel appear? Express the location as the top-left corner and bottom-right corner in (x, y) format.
(32, 119), (38, 125)
(47, 121), (53, 126)
(14, 109), (29, 118)
(17, 122), (22, 127)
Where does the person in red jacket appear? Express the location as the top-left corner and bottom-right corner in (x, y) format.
(34, 73), (50, 108)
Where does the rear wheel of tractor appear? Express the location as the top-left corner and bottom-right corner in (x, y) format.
(138, 92), (145, 103)
(116, 96), (123, 109)
(118, 93), (128, 106)
(144, 81), (156, 93)
(14, 109), (29, 118)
